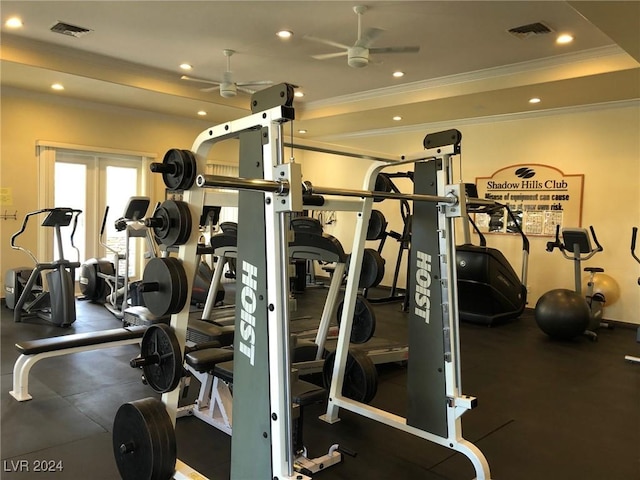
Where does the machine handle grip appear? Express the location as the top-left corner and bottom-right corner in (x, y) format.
(100, 206), (110, 236)
(589, 225), (603, 252)
(10, 209), (50, 249)
(69, 210), (82, 261)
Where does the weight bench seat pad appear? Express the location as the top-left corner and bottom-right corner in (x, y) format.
(15, 326), (147, 355)
(212, 361), (326, 406)
(188, 319), (235, 346)
(185, 348), (234, 373)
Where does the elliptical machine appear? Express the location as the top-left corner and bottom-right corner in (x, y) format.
(6, 207), (82, 327)
(80, 197), (155, 318)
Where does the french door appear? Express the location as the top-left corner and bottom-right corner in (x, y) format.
(37, 142), (155, 282)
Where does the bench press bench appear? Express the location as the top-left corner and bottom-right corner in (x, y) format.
(10, 326), (147, 402)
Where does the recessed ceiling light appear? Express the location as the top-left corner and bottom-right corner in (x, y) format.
(556, 34), (574, 44)
(393, 116), (402, 121)
(529, 97), (541, 104)
(276, 30), (293, 39)
(5, 17), (23, 28)
(294, 91), (304, 98)
(180, 63), (193, 71)
(298, 129), (307, 134)
(197, 110), (207, 116)
(51, 83), (64, 91)
(392, 71), (404, 78)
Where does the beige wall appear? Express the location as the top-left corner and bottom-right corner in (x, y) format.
(2, 88), (638, 324)
(301, 101), (640, 324)
(0, 88), (223, 288)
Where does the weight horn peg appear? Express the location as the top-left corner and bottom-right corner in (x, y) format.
(150, 148), (197, 191)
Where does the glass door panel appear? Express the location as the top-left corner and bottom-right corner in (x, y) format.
(54, 162), (87, 267)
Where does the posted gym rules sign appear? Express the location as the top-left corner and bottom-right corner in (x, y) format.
(475, 164), (584, 236)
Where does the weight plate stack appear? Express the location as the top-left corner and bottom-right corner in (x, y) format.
(346, 249), (386, 289)
(112, 397), (177, 480)
(336, 295), (377, 344)
(141, 257), (189, 317)
(153, 148), (197, 192)
(367, 210), (388, 241)
(322, 349), (378, 404)
(147, 200), (192, 248)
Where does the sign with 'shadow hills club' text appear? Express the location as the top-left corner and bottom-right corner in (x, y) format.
(475, 164), (584, 236)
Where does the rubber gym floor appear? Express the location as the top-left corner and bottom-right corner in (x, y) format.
(1, 283), (638, 480)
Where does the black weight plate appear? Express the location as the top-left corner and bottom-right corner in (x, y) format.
(177, 150), (197, 191)
(373, 173), (392, 202)
(151, 200), (192, 247)
(161, 149), (197, 192)
(140, 324), (183, 393)
(346, 350), (378, 404)
(142, 257), (188, 317)
(336, 295), (376, 344)
(322, 349), (378, 404)
(112, 397), (176, 480)
(366, 210), (387, 241)
(163, 257), (189, 317)
(360, 248), (385, 289)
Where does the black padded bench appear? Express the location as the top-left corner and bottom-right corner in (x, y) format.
(184, 347), (234, 373)
(213, 360), (327, 406)
(10, 326), (147, 402)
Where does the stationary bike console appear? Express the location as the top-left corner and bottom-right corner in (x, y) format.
(562, 228), (593, 254)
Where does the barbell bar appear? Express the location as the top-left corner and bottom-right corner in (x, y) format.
(195, 174), (458, 206)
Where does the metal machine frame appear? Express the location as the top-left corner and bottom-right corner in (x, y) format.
(144, 86), (490, 479)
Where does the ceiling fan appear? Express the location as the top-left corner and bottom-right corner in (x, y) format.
(181, 49), (273, 98)
(304, 5), (420, 68)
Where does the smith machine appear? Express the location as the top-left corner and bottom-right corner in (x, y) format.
(112, 84), (491, 480)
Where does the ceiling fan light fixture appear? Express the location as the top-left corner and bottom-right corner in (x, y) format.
(220, 82), (237, 98)
(348, 47), (369, 68)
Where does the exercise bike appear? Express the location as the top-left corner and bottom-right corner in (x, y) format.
(6, 207), (82, 327)
(538, 225), (611, 340)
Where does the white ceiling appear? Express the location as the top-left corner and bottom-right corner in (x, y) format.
(1, 1), (639, 141)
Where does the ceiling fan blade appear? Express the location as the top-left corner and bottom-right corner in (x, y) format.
(369, 46), (420, 54)
(200, 86), (220, 93)
(237, 86), (257, 95)
(180, 75), (221, 86)
(303, 35), (351, 51)
(357, 27), (384, 48)
(236, 80), (274, 87)
(312, 51), (349, 60)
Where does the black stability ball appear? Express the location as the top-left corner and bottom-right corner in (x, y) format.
(534, 289), (590, 340)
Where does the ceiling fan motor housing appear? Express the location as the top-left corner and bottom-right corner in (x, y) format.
(220, 82), (237, 98)
(348, 46), (369, 68)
